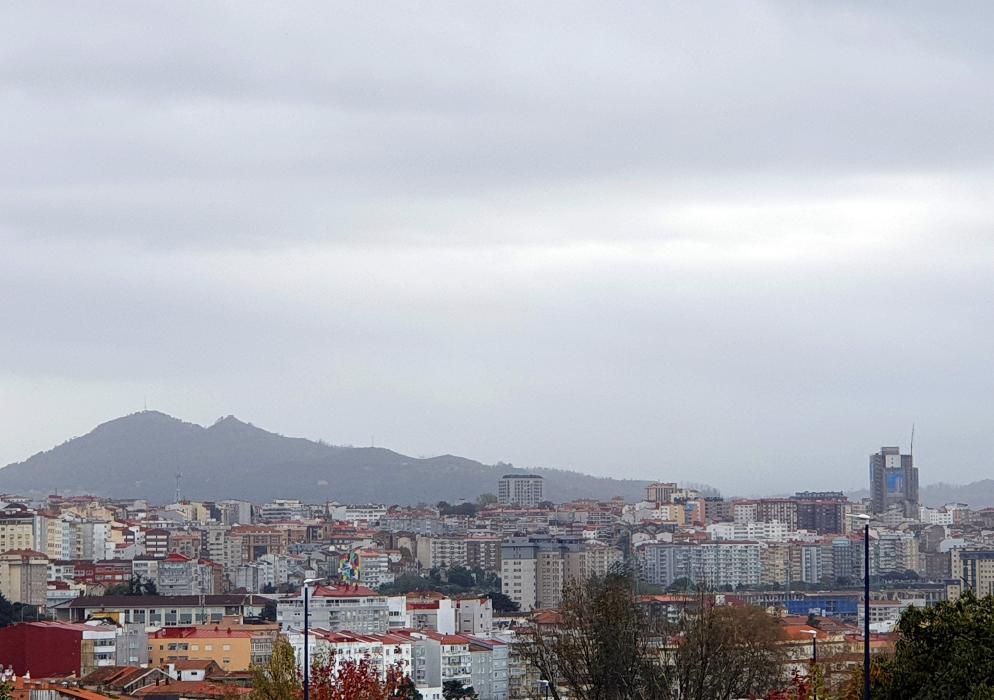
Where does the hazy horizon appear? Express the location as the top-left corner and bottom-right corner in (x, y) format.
(2, 2), (993, 494)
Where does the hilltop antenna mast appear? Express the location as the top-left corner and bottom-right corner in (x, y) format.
(175, 472), (182, 504)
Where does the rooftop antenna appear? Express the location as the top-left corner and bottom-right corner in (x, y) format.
(175, 473), (183, 504)
(910, 423), (916, 458)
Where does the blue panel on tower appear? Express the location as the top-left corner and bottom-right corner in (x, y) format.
(886, 472), (904, 494)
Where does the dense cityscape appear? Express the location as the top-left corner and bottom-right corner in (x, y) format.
(4, 1), (994, 698)
(0, 442), (985, 697)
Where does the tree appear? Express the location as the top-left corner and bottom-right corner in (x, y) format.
(11, 603), (41, 623)
(106, 575), (158, 597)
(866, 591), (994, 699)
(0, 593), (14, 628)
(667, 577), (695, 593)
(446, 566), (475, 589)
(476, 493), (498, 507)
(261, 600), (278, 622)
(519, 570), (788, 700)
(310, 655), (421, 700)
(250, 636), (301, 700)
(442, 679), (478, 699)
(487, 591), (520, 614)
(670, 601), (787, 700)
(518, 570), (670, 699)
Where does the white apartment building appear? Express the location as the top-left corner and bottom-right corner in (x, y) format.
(636, 541), (763, 589)
(497, 475), (544, 508)
(278, 583), (390, 634)
(259, 499), (306, 522)
(708, 521), (790, 542)
(328, 503), (389, 525)
(621, 502), (686, 525)
(918, 506), (954, 526)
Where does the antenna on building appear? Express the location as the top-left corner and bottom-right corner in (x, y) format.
(175, 473), (183, 504)
(910, 423), (916, 457)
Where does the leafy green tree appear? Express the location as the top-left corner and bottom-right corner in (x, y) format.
(487, 590), (520, 613)
(871, 591), (994, 699)
(446, 566), (475, 589)
(106, 575), (158, 596)
(0, 594), (14, 628)
(250, 636), (301, 700)
(442, 679), (478, 699)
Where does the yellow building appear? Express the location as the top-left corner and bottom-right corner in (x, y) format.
(0, 503), (35, 553)
(148, 622), (279, 671)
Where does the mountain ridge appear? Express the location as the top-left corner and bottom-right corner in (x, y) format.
(0, 411), (652, 504)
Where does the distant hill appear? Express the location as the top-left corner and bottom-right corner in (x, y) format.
(0, 411), (652, 504)
(847, 482), (994, 509)
(918, 481), (994, 509)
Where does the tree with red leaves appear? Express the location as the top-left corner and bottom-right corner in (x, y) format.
(310, 657), (421, 700)
(766, 669), (814, 700)
(250, 637), (421, 700)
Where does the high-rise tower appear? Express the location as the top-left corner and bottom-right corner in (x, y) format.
(869, 446), (919, 517)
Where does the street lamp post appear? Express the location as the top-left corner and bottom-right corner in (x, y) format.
(849, 514), (872, 699)
(302, 577), (327, 700)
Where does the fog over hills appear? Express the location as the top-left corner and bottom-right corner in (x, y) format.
(0, 411), (651, 504)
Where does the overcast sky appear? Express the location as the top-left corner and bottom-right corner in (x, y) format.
(2, 2), (993, 495)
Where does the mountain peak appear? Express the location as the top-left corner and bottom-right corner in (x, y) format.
(0, 412), (651, 504)
(208, 415), (264, 435)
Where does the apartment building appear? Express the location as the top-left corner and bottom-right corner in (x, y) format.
(157, 552), (219, 596)
(466, 536), (501, 573)
(278, 583), (389, 634)
(229, 525), (289, 562)
(0, 503), (36, 552)
(468, 637), (509, 700)
(417, 536), (469, 570)
(792, 492), (849, 534)
(56, 594), (267, 626)
(645, 482), (678, 504)
(0, 549), (48, 607)
(635, 541), (763, 589)
(951, 548), (994, 598)
(497, 475), (544, 507)
(501, 536), (623, 610)
(259, 499), (306, 522)
(149, 626), (276, 671)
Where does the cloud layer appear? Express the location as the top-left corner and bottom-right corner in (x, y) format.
(2, 2), (993, 494)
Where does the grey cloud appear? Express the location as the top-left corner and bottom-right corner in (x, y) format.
(1, 2), (994, 494)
